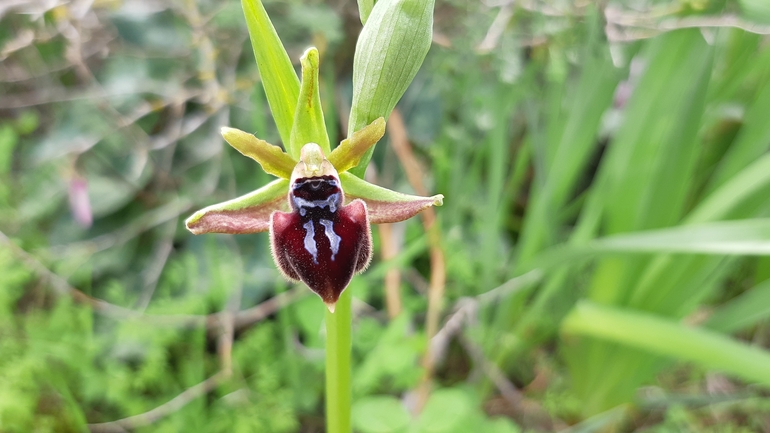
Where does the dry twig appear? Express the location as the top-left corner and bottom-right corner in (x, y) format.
(0, 230), (306, 332)
(87, 371), (227, 432)
(386, 109), (446, 410)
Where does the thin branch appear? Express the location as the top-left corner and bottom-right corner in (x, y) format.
(429, 270), (543, 365)
(87, 371), (227, 432)
(476, 1), (515, 54)
(458, 333), (524, 409)
(605, 6), (770, 43)
(135, 220), (177, 311)
(367, 166), (405, 319)
(378, 222), (403, 318)
(49, 198), (193, 258)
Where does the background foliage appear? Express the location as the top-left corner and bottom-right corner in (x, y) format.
(2, 0), (770, 431)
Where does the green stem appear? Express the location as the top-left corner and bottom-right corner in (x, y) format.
(325, 288), (352, 433)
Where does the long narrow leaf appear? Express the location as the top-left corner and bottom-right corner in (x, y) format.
(562, 301), (770, 387)
(707, 278), (770, 333)
(529, 219), (770, 271)
(687, 152), (770, 224)
(242, 0), (299, 147)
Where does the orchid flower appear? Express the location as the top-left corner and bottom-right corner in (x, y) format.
(185, 48), (443, 312)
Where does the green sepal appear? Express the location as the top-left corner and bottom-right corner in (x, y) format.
(328, 117), (385, 173)
(242, 0), (299, 147)
(339, 172), (443, 224)
(290, 47), (331, 159)
(347, 0), (435, 177)
(185, 178), (289, 234)
(221, 127), (297, 179)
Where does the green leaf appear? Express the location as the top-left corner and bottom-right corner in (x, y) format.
(185, 178), (289, 234)
(484, 418), (521, 433)
(707, 278), (770, 333)
(221, 127), (296, 179)
(740, 0), (770, 23)
(562, 301), (770, 388)
(529, 219), (770, 271)
(339, 172), (442, 224)
(591, 219), (770, 255)
(415, 388), (473, 433)
(687, 149), (770, 224)
(357, 0), (376, 25)
(706, 79), (770, 193)
(241, 0), (299, 147)
(348, 0), (435, 177)
(289, 47), (330, 159)
(351, 396), (410, 433)
(596, 29), (712, 235)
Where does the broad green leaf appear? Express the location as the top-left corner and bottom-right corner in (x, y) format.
(354, 314), (422, 395)
(348, 0), (435, 177)
(707, 278), (770, 333)
(562, 301), (770, 388)
(485, 418), (522, 433)
(221, 127), (296, 179)
(415, 388), (473, 433)
(339, 172), (443, 224)
(185, 178), (289, 234)
(289, 47), (330, 159)
(241, 0), (299, 147)
(352, 396), (410, 433)
(328, 117), (385, 173)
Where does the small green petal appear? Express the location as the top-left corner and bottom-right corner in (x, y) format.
(221, 127), (297, 179)
(185, 178), (289, 234)
(328, 117), (385, 173)
(339, 172), (443, 224)
(290, 47), (331, 159)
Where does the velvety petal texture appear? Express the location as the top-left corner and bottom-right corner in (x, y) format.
(271, 199), (371, 309)
(270, 144), (373, 309)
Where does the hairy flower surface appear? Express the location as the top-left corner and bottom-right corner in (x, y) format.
(185, 124), (442, 310)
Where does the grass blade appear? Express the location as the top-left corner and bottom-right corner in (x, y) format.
(563, 301), (770, 387)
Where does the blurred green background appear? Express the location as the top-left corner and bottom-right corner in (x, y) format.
(2, 0), (770, 431)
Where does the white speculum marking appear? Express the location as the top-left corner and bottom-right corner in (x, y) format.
(303, 221), (318, 264)
(319, 219), (341, 260)
(294, 193), (340, 217)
